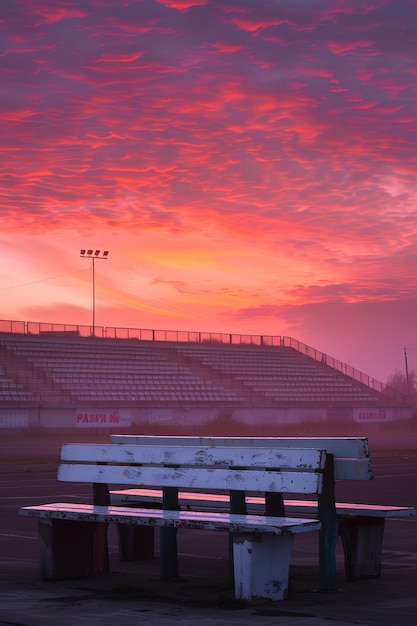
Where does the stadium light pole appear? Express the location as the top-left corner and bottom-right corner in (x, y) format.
(80, 249), (109, 336)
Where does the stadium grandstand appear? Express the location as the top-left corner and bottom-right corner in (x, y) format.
(0, 319), (413, 433)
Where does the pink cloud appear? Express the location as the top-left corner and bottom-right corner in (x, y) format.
(96, 52), (144, 64)
(155, 0), (208, 9)
(213, 42), (242, 54)
(13, 0), (89, 25)
(229, 16), (289, 33)
(328, 39), (376, 55)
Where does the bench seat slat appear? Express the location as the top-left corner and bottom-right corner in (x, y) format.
(110, 489), (416, 518)
(108, 436), (373, 480)
(61, 443), (326, 470)
(19, 503), (321, 535)
(110, 435), (371, 459)
(333, 459), (373, 481)
(58, 463), (323, 494)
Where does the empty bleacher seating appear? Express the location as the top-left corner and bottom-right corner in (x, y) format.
(0, 332), (405, 408)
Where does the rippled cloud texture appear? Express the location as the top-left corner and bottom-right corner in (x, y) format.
(1, 0), (417, 381)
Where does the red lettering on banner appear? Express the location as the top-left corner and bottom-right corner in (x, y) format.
(354, 409), (390, 422)
(358, 411), (387, 421)
(76, 412), (108, 424)
(76, 408), (130, 428)
(109, 411), (120, 423)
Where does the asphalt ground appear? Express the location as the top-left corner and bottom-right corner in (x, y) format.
(0, 434), (416, 625)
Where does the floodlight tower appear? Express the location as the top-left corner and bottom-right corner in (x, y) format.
(80, 249), (109, 336)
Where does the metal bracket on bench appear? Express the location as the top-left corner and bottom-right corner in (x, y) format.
(318, 454), (339, 591)
(160, 486), (179, 579)
(93, 482), (110, 573)
(228, 490), (247, 583)
(265, 492), (285, 517)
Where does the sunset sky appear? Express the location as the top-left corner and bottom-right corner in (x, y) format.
(1, 0), (417, 384)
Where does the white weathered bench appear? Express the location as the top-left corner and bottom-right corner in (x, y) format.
(19, 443), (325, 602)
(109, 435), (416, 587)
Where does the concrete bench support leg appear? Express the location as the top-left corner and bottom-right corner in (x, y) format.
(232, 533), (294, 601)
(117, 525), (155, 561)
(339, 517), (385, 580)
(38, 519), (97, 580)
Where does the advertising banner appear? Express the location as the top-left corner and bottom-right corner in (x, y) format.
(353, 408), (393, 423)
(148, 409), (173, 425)
(0, 409), (29, 428)
(75, 409), (132, 428)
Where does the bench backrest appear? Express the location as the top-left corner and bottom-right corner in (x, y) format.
(110, 435), (373, 481)
(59, 443), (326, 495)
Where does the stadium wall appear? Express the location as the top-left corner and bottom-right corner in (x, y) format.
(1, 404), (414, 430)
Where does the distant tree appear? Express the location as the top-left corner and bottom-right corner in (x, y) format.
(387, 369), (417, 398)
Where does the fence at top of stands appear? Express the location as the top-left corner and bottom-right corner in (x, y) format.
(0, 318), (407, 403)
